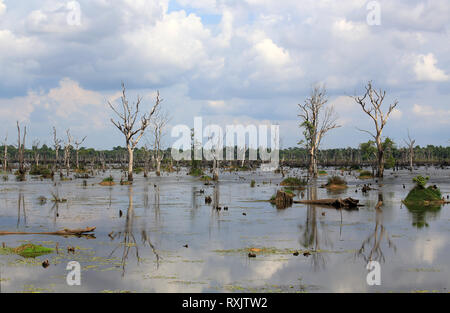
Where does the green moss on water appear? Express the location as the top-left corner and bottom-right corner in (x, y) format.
(0, 244), (54, 258)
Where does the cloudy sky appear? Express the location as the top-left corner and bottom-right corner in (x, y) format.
(0, 0), (449, 149)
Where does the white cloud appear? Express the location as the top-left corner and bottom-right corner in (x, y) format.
(412, 103), (450, 124)
(414, 53), (449, 82)
(0, 0), (5, 15)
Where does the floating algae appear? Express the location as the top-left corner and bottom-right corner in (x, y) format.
(0, 243), (54, 258)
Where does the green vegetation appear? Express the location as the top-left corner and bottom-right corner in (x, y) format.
(0, 244), (54, 258)
(200, 175), (213, 182)
(327, 176), (347, 186)
(250, 180), (256, 188)
(102, 176), (114, 183)
(280, 177), (307, 187)
(404, 177), (442, 204)
(359, 171), (373, 179)
(189, 167), (204, 177)
(318, 170), (327, 175)
(29, 165), (52, 178)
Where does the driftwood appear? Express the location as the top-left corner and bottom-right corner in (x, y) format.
(294, 197), (361, 209)
(0, 227), (96, 237)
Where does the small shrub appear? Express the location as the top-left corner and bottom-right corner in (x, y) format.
(412, 176), (429, 189)
(250, 180), (256, 188)
(189, 168), (204, 177)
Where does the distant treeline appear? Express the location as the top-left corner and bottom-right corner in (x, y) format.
(1, 144), (449, 170)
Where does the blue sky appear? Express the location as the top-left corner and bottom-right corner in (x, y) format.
(0, 0), (449, 149)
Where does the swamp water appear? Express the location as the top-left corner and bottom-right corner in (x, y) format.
(0, 167), (449, 293)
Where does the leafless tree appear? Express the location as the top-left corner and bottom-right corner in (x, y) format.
(2, 133), (7, 172)
(73, 135), (87, 170)
(52, 127), (62, 173)
(108, 83), (160, 181)
(63, 129), (73, 176)
(403, 130), (415, 172)
(298, 84), (340, 178)
(353, 81), (398, 178)
(32, 139), (40, 167)
(151, 108), (170, 177)
(16, 121), (27, 178)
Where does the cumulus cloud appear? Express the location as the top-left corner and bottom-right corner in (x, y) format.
(0, 0), (448, 147)
(413, 53), (449, 82)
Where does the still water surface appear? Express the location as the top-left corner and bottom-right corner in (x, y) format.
(0, 167), (449, 293)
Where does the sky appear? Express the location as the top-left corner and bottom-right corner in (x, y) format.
(0, 0), (449, 150)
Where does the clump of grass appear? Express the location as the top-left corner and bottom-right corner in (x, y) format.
(2, 175), (8, 181)
(100, 175), (116, 186)
(189, 168), (204, 177)
(318, 170), (327, 175)
(29, 165), (52, 179)
(327, 176), (347, 186)
(359, 171), (373, 179)
(250, 180), (256, 188)
(102, 175), (114, 183)
(280, 177), (307, 187)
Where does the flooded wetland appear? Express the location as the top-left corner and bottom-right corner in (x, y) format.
(1, 167), (449, 293)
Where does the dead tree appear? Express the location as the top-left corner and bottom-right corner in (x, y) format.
(353, 81), (398, 178)
(52, 127), (62, 173)
(63, 129), (73, 176)
(16, 121), (27, 177)
(2, 133), (7, 172)
(151, 108), (170, 177)
(32, 139), (40, 167)
(298, 85), (340, 178)
(108, 83), (160, 181)
(73, 135), (87, 169)
(403, 130), (415, 172)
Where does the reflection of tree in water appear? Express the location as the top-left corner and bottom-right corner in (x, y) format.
(298, 183), (332, 271)
(108, 186), (161, 277)
(17, 192), (27, 228)
(357, 194), (396, 263)
(404, 202), (442, 229)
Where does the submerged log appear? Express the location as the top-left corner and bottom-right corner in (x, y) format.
(294, 197), (360, 209)
(0, 227), (96, 237)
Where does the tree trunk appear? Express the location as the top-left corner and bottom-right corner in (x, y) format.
(156, 158), (161, 177)
(3, 144), (7, 172)
(127, 146), (134, 182)
(76, 150), (79, 169)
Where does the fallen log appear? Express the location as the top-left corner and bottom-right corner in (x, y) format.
(294, 197), (361, 209)
(0, 227), (96, 237)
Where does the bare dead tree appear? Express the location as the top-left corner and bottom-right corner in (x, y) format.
(403, 130), (415, 172)
(16, 121), (27, 178)
(298, 84), (340, 178)
(2, 133), (7, 172)
(108, 83), (160, 181)
(32, 139), (40, 167)
(63, 129), (73, 177)
(52, 127), (62, 173)
(353, 81), (399, 178)
(151, 108), (170, 177)
(73, 135), (87, 170)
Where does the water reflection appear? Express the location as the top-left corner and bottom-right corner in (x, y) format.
(108, 186), (161, 277)
(404, 202), (442, 229)
(17, 192), (26, 228)
(298, 183), (331, 271)
(357, 194), (396, 263)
